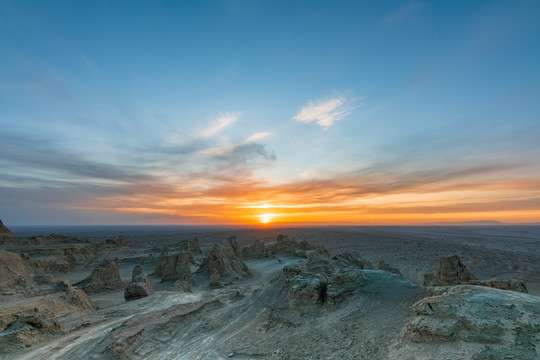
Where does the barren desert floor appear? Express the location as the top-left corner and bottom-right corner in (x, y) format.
(1, 225), (539, 359)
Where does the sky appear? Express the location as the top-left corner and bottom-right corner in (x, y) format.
(1, 0), (540, 226)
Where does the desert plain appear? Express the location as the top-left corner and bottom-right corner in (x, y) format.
(1, 222), (539, 359)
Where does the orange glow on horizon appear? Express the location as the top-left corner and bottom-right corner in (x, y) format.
(257, 213), (276, 224)
(74, 175), (540, 225)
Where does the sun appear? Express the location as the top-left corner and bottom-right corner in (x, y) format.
(258, 213), (276, 224)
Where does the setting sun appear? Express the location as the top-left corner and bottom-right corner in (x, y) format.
(257, 213), (276, 224)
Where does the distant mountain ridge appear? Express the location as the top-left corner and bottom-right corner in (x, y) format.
(409, 220), (540, 226)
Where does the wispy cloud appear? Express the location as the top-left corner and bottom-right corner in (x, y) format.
(246, 132), (272, 142)
(200, 112), (241, 137)
(293, 97), (351, 129)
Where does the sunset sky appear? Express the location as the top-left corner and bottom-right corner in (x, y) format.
(1, 0), (540, 225)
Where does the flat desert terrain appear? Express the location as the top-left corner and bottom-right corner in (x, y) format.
(1, 225), (539, 359)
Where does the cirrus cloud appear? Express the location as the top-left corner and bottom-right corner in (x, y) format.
(293, 96), (352, 129)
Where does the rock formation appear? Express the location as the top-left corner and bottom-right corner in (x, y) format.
(2, 311), (65, 348)
(176, 238), (201, 253)
(469, 278), (528, 293)
(154, 252), (195, 283)
(0, 250), (33, 291)
(378, 261), (402, 276)
(424, 255), (528, 293)
(170, 280), (191, 292)
(283, 251), (379, 307)
(424, 255), (474, 286)
(209, 268), (225, 288)
(241, 239), (275, 258)
(436, 255), (474, 284)
(409, 285), (540, 358)
(29, 257), (71, 273)
(124, 265), (153, 301)
(273, 234), (297, 255)
(25, 243), (97, 273)
(30, 233), (90, 244)
(74, 258), (123, 294)
(241, 236), (329, 260)
(104, 236), (129, 249)
(0, 219), (15, 238)
(196, 236), (250, 281)
(60, 281), (94, 313)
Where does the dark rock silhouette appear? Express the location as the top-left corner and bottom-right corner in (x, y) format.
(0, 220), (15, 238)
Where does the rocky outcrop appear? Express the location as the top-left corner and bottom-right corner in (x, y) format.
(74, 258), (123, 294)
(241, 236), (328, 260)
(170, 280), (191, 292)
(0, 279), (93, 356)
(1, 311), (65, 349)
(176, 238), (201, 253)
(437, 255), (474, 285)
(273, 234), (297, 255)
(284, 252), (383, 308)
(469, 278), (528, 293)
(60, 281), (94, 313)
(424, 255), (474, 286)
(286, 273), (327, 307)
(378, 261), (402, 276)
(241, 239), (275, 258)
(424, 255), (528, 293)
(24, 245), (97, 272)
(104, 236), (129, 249)
(209, 268), (225, 288)
(29, 233), (90, 244)
(29, 257), (71, 273)
(196, 236), (250, 281)
(0, 219), (15, 238)
(124, 265), (153, 301)
(0, 250), (33, 291)
(409, 285), (540, 358)
(154, 252), (195, 283)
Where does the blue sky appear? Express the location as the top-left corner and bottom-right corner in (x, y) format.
(1, 0), (540, 225)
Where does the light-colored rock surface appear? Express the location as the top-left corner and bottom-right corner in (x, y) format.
(408, 285), (540, 359)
